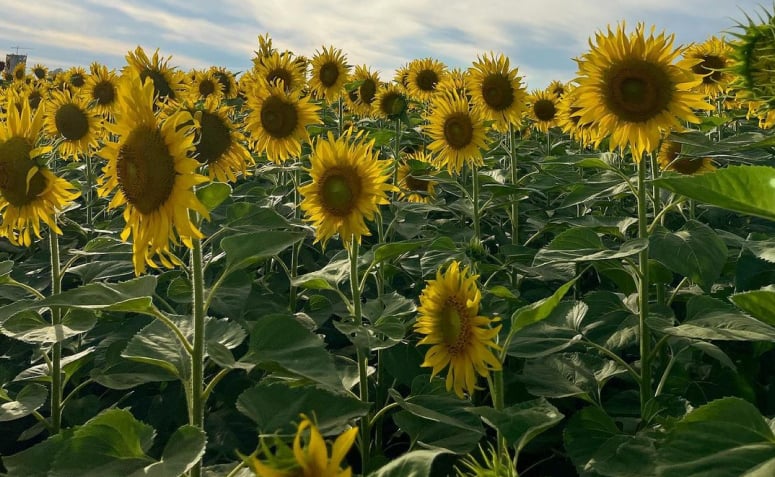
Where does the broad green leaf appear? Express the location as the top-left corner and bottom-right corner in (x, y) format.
(196, 181), (232, 211)
(649, 221), (728, 292)
(730, 287), (775, 327)
(122, 317), (191, 380)
(236, 382), (369, 435)
(90, 361), (177, 390)
(1, 309), (96, 344)
(510, 277), (577, 335)
(507, 301), (585, 359)
(367, 449), (449, 477)
(2, 430), (70, 477)
(657, 397), (775, 477)
(128, 425), (206, 477)
(292, 256), (351, 290)
(533, 227), (647, 266)
(521, 353), (625, 404)
(225, 202), (290, 228)
(469, 398), (564, 451)
(221, 231), (305, 272)
(654, 165), (775, 222)
(744, 238), (775, 264)
(372, 240), (429, 264)
(0, 383), (47, 422)
(14, 348), (95, 383)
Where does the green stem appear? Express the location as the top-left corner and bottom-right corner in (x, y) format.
(490, 369), (507, 473)
(349, 238), (370, 473)
(509, 124), (519, 245)
(189, 235), (206, 477)
(203, 368), (231, 401)
(85, 153), (93, 236)
(636, 155), (652, 414)
(289, 168), (301, 311)
(49, 231), (63, 434)
(472, 164), (481, 243)
(392, 118), (401, 202)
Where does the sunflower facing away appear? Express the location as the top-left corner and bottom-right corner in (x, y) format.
(309, 45), (351, 102)
(656, 139), (716, 175)
(425, 90), (487, 174)
(97, 76), (209, 275)
(467, 52), (527, 131)
(406, 57), (448, 102)
(191, 96), (253, 183)
(84, 63), (120, 118)
(729, 10), (775, 106)
(43, 88), (102, 160)
(526, 89), (560, 133)
(124, 46), (185, 103)
(414, 260), (502, 398)
(246, 415), (358, 477)
(0, 94), (80, 246)
(574, 22), (711, 160)
(345, 65), (380, 116)
(245, 82), (321, 163)
(397, 151), (438, 203)
(683, 36), (733, 97)
(299, 130), (396, 246)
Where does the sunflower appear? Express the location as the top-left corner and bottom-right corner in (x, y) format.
(188, 69), (224, 102)
(210, 66), (238, 100)
(656, 140), (716, 174)
(467, 52), (527, 131)
(414, 260), (502, 398)
(83, 63), (120, 118)
(299, 130), (396, 245)
(12, 63), (26, 83)
(406, 58), (448, 102)
(729, 9), (775, 105)
(43, 88), (102, 160)
(0, 93), (80, 246)
(683, 36), (733, 98)
(393, 63), (411, 89)
(309, 46), (350, 102)
(526, 89), (560, 133)
(97, 75), (209, 275)
(397, 151), (438, 203)
(23, 80), (48, 111)
(65, 66), (87, 90)
(425, 90), (487, 174)
(245, 82), (320, 163)
(124, 46), (185, 103)
(436, 67), (468, 97)
(252, 51), (306, 93)
(547, 79), (568, 99)
(253, 33), (277, 66)
(574, 22), (712, 160)
(190, 96), (252, 183)
(373, 83), (409, 120)
(31, 63), (48, 81)
(246, 415), (358, 477)
(556, 88), (603, 148)
(345, 65), (380, 116)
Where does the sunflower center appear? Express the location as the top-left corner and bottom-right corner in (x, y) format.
(198, 79), (216, 97)
(55, 103), (89, 141)
(0, 137), (47, 207)
(443, 113), (474, 149)
(267, 68), (292, 89)
(603, 59), (673, 123)
(440, 298), (470, 353)
(214, 71), (233, 96)
(140, 69), (175, 101)
(93, 81), (116, 105)
(360, 79), (377, 104)
(260, 95), (298, 138)
(404, 173), (430, 192)
(33, 67), (46, 79)
(671, 157), (705, 175)
(320, 169), (362, 216)
(70, 73), (85, 88)
(380, 92), (407, 117)
(14, 68), (25, 81)
(482, 74), (514, 111)
(692, 55), (725, 84)
(348, 88), (359, 103)
(116, 126), (176, 215)
(195, 111), (232, 165)
(533, 99), (557, 121)
(416, 70), (439, 92)
(28, 91), (42, 110)
(319, 62), (340, 88)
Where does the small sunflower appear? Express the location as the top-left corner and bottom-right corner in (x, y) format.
(374, 83), (409, 120)
(188, 69), (224, 102)
(683, 36), (733, 97)
(0, 94), (80, 246)
(574, 22), (712, 160)
(12, 63), (26, 83)
(190, 96), (253, 183)
(210, 66), (238, 100)
(43, 88), (102, 160)
(252, 51), (306, 93)
(414, 260), (502, 399)
(253, 33), (277, 66)
(309, 46), (350, 102)
(31, 63), (48, 81)
(436, 67), (469, 97)
(124, 46), (185, 103)
(97, 76), (209, 275)
(345, 65), (380, 116)
(246, 415), (358, 477)
(406, 57), (448, 102)
(245, 82), (321, 163)
(556, 88), (603, 148)
(397, 151), (438, 203)
(83, 63), (120, 118)
(23, 81), (48, 111)
(467, 52), (527, 131)
(299, 130), (396, 246)
(547, 79), (568, 99)
(526, 89), (560, 133)
(425, 90), (487, 174)
(65, 66), (87, 90)
(393, 63), (411, 89)
(656, 140), (716, 174)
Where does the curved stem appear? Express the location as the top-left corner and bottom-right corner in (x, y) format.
(584, 340), (641, 383)
(189, 235), (206, 477)
(49, 231), (63, 434)
(203, 368), (231, 401)
(6, 278), (45, 299)
(61, 378), (94, 409)
(151, 309), (194, 355)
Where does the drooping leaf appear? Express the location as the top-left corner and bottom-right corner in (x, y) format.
(730, 287), (775, 327)
(509, 277), (577, 336)
(196, 181), (232, 212)
(0, 383), (47, 422)
(469, 398), (564, 451)
(367, 449), (449, 477)
(533, 227), (647, 266)
(221, 231), (305, 273)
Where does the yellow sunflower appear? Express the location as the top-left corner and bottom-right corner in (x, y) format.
(22, 80), (48, 111)
(245, 82), (321, 163)
(424, 90), (487, 174)
(190, 96), (253, 183)
(397, 151), (438, 203)
(414, 260), (502, 399)
(683, 36), (734, 97)
(31, 63), (48, 81)
(547, 79), (568, 99)
(436, 67), (468, 97)
(253, 33), (277, 66)
(309, 46), (350, 102)
(656, 140), (716, 174)
(393, 63), (411, 90)
(406, 58), (448, 102)
(188, 69), (224, 102)
(246, 415), (358, 477)
(467, 52), (527, 131)
(345, 65), (380, 116)
(210, 66), (238, 100)
(574, 22), (712, 160)
(65, 66), (87, 90)
(97, 76), (209, 275)
(526, 89), (560, 133)
(0, 93), (80, 246)
(373, 83), (409, 120)
(124, 46), (185, 103)
(556, 88), (604, 148)
(299, 130), (396, 246)
(12, 63), (26, 84)
(83, 63), (120, 118)
(43, 88), (102, 160)
(252, 51), (306, 93)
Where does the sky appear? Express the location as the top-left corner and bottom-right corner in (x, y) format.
(0, 0), (769, 90)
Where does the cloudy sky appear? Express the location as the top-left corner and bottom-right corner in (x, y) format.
(0, 0), (766, 90)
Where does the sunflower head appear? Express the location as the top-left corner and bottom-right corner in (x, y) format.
(188, 69), (224, 102)
(547, 80), (568, 99)
(406, 58), (448, 102)
(345, 65), (380, 116)
(657, 139), (716, 174)
(309, 45), (350, 102)
(84, 63), (120, 117)
(124, 46), (185, 103)
(556, 88), (604, 148)
(65, 66), (87, 89)
(253, 51), (306, 94)
(43, 88), (102, 160)
(190, 96), (253, 183)
(374, 83), (409, 120)
(210, 67), (238, 99)
(414, 260), (502, 398)
(468, 52), (527, 131)
(31, 64), (48, 81)
(683, 36), (733, 97)
(425, 90), (487, 174)
(527, 89), (560, 133)
(12, 63), (26, 83)
(729, 10), (775, 108)
(397, 151), (438, 203)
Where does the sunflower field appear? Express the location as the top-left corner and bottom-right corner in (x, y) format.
(2, 5), (775, 477)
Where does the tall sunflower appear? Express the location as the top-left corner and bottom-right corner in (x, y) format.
(397, 151), (438, 203)
(246, 415), (358, 477)
(83, 63), (120, 118)
(574, 22), (712, 160)
(191, 96), (253, 183)
(43, 88), (102, 160)
(425, 90), (487, 174)
(245, 82), (321, 163)
(406, 58), (448, 102)
(656, 139), (715, 174)
(0, 94), (80, 246)
(683, 36), (733, 97)
(526, 89), (560, 133)
(31, 63), (48, 81)
(309, 46), (350, 103)
(467, 52), (527, 131)
(345, 65), (380, 116)
(299, 130), (396, 246)
(124, 46), (185, 103)
(22, 80), (48, 111)
(252, 51), (306, 94)
(414, 260), (502, 398)
(97, 76), (209, 275)
(373, 83), (408, 120)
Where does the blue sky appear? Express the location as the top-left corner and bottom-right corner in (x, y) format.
(0, 0), (768, 90)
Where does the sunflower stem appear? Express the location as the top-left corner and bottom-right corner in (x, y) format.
(189, 234), (207, 477)
(509, 124), (519, 245)
(392, 118), (401, 203)
(348, 237), (370, 473)
(489, 369), (507, 474)
(338, 97), (345, 137)
(472, 164), (482, 243)
(85, 153), (94, 238)
(49, 229), (63, 434)
(636, 155), (652, 416)
(289, 167), (301, 311)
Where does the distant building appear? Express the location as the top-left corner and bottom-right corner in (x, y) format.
(5, 53), (27, 74)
